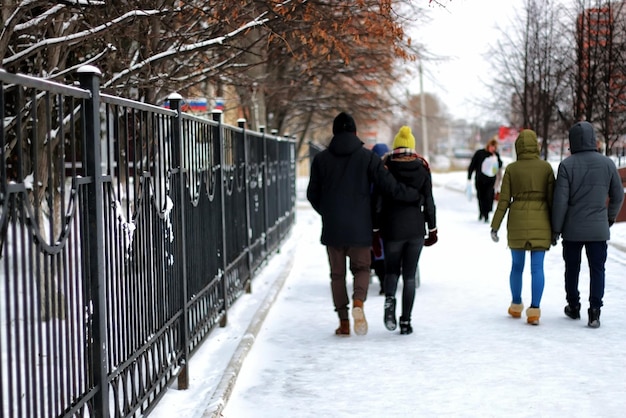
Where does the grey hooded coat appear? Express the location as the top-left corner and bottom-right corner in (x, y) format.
(552, 121), (624, 241)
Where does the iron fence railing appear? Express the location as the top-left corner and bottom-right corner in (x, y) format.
(0, 67), (295, 418)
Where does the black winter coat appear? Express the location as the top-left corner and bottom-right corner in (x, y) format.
(375, 153), (436, 241)
(307, 132), (421, 247)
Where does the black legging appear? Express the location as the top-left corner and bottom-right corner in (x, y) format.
(383, 237), (424, 321)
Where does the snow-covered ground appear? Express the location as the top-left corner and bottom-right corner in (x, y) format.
(151, 171), (626, 418)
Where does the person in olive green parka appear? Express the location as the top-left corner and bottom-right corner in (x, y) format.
(490, 130), (555, 325)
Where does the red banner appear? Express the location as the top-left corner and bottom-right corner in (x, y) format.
(498, 126), (519, 143)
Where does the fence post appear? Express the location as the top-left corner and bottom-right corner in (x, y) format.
(276, 134), (283, 228)
(77, 65), (109, 418)
(168, 93), (190, 390)
(260, 126), (269, 256)
(212, 110), (228, 327)
(238, 118), (253, 293)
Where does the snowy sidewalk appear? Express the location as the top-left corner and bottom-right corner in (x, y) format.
(152, 173), (626, 418)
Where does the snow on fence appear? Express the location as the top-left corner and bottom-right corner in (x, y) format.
(0, 67), (296, 418)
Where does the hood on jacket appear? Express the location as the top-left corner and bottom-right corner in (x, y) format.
(514, 129), (540, 159)
(327, 131), (364, 156)
(568, 121), (597, 153)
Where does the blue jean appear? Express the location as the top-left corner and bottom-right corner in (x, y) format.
(562, 240), (607, 309)
(510, 249), (545, 308)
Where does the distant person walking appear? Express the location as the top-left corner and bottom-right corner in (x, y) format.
(490, 130), (555, 325)
(468, 138), (503, 222)
(374, 126), (437, 335)
(307, 113), (421, 336)
(551, 121), (624, 328)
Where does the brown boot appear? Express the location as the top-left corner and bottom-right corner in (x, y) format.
(526, 307), (541, 325)
(335, 319), (350, 336)
(508, 303), (524, 318)
(352, 299), (368, 336)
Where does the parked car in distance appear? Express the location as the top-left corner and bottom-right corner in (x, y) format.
(450, 148), (474, 171)
(430, 154), (451, 172)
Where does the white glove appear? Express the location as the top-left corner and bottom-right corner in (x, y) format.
(466, 181), (473, 201)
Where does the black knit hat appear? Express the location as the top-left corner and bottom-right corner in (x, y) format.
(332, 112), (357, 134)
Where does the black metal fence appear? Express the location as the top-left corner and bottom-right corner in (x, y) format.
(0, 67), (295, 418)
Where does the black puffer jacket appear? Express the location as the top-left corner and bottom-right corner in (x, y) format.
(307, 132), (420, 247)
(552, 121), (624, 241)
(375, 152), (436, 241)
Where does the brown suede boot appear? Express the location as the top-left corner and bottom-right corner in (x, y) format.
(335, 319), (350, 336)
(352, 299), (368, 336)
(526, 307), (541, 325)
(508, 303), (524, 318)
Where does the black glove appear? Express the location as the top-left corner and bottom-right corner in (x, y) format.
(490, 229), (499, 243)
(551, 232), (559, 246)
(424, 228), (438, 246)
(609, 218), (615, 227)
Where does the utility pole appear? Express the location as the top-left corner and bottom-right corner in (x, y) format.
(419, 59), (429, 161)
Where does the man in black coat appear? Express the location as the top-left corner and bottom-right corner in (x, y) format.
(307, 112), (421, 336)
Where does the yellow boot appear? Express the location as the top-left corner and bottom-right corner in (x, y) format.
(526, 307), (541, 325)
(508, 303), (524, 318)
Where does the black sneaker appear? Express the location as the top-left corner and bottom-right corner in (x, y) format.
(400, 319), (412, 335)
(564, 303), (581, 319)
(588, 308), (601, 328)
(384, 297), (396, 331)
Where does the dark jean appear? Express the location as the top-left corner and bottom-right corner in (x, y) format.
(327, 246), (371, 320)
(383, 237), (424, 321)
(562, 240), (607, 309)
(475, 176), (496, 219)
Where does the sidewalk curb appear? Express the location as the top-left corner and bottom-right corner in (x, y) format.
(201, 241), (297, 418)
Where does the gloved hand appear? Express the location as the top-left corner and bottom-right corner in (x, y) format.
(372, 230), (383, 258)
(465, 181), (473, 201)
(490, 229), (499, 243)
(551, 232), (560, 246)
(609, 218), (615, 227)
(424, 228), (438, 246)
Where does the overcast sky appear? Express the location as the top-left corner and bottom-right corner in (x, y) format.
(412, 0), (524, 123)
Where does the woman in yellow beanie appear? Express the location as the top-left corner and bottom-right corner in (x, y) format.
(373, 126), (437, 335)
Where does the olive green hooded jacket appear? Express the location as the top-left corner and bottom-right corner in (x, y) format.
(490, 130), (555, 250)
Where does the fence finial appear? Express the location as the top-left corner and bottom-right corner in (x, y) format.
(77, 65), (102, 75)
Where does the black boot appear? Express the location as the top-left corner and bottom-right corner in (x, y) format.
(564, 303), (581, 319)
(588, 308), (601, 328)
(384, 297), (396, 331)
(399, 318), (412, 335)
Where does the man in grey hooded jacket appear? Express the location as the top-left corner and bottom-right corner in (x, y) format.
(552, 121), (624, 328)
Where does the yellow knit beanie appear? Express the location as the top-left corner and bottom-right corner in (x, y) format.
(393, 126), (415, 150)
